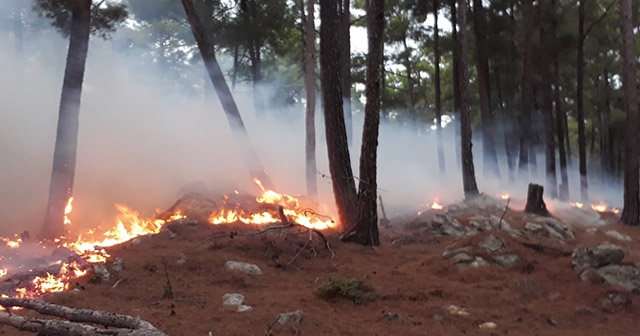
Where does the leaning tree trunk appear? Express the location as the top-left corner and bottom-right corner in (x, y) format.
(41, 0), (91, 240)
(320, 0), (358, 229)
(303, 0), (317, 199)
(433, 0), (445, 175)
(343, 0), (384, 246)
(577, 0), (588, 201)
(181, 0), (274, 189)
(457, 0), (479, 199)
(619, 0), (639, 226)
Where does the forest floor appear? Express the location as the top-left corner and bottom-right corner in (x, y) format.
(1, 197), (639, 336)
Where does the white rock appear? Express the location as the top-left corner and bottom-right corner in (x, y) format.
(224, 261), (263, 275)
(605, 230), (632, 242)
(479, 322), (497, 329)
(277, 310), (303, 325)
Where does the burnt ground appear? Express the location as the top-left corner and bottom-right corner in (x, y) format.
(1, 206), (639, 336)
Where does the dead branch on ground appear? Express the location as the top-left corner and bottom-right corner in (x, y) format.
(0, 298), (167, 336)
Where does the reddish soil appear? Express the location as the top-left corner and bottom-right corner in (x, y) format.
(1, 209), (639, 336)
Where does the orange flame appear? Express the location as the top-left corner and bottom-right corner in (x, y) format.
(64, 197), (73, 225)
(431, 199), (443, 210)
(500, 193), (510, 200)
(0, 269), (7, 278)
(570, 202), (584, 209)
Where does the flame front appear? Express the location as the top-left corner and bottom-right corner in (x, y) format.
(209, 179), (335, 230)
(0, 268), (7, 278)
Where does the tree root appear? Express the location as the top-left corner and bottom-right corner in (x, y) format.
(0, 298), (167, 335)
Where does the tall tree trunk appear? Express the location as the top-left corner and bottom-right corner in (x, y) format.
(303, 0), (317, 198)
(457, 0), (479, 199)
(554, 59), (569, 200)
(539, 0), (557, 198)
(620, 0), (639, 226)
(243, 0), (265, 118)
(577, 0), (588, 201)
(519, 0), (534, 179)
(231, 45), (239, 89)
(472, 0), (499, 179)
(494, 63), (515, 182)
(602, 67), (615, 178)
(343, 0), (384, 246)
(451, 0), (461, 169)
(320, 0), (358, 229)
(340, 0), (353, 145)
(433, 0), (445, 174)
(41, 0), (91, 239)
(403, 38), (417, 124)
(181, 0), (274, 189)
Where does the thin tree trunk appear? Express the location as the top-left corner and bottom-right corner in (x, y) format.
(519, 0), (534, 179)
(403, 37), (417, 124)
(494, 63), (515, 182)
(340, 0), (353, 145)
(620, 0), (639, 226)
(554, 59), (569, 200)
(433, 0), (445, 175)
(344, 0), (384, 246)
(577, 0), (588, 201)
(231, 45), (239, 89)
(320, 0), (358, 229)
(181, 0), (274, 189)
(472, 0), (499, 179)
(304, 0), (317, 198)
(451, 0), (461, 169)
(539, 0), (557, 198)
(603, 67), (615, 177)
(41, 0), (91, 239)
(457, 0), (479, 199)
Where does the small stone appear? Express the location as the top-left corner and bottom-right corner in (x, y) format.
(111, 258), (124, 272)
(580, 269), (605, 284)
(224, 261), (263, 275)
(571, 243), (625, 271)
(432, 314), (444, 321)
(442, 247), (471, 259)
(471, 257), (488, 268)
(479, 235), (504, 253)
(237, 305), (253, 313)
(381, 311), (400, 321)
(444, 304), (469, 316)
(130, 238), (142, 246)
(525, 223), (544, 233)
(222, 293), (245, 307)
(585, 228), (598, 235)
(277, 310), (303, 324)
(492, 254), (519, 268)
(479, 322), (497, 329)
(93, 264), (110, 281)
(452, 252), (475, 265)
(605, 230), (632, 242)
(544, 218), (574, 239)
(596, 265), (640, 293)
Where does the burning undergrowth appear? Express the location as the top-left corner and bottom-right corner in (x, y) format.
(0, 180), (336, 300)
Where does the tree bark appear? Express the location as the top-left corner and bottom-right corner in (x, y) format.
(41, 0), (91, 239)
(303, 0), (318, 198)
(519, 0), (534, 179)
(577, 0), (588, 201)
(472, 0), (499, 179)
(181, 0), (274, 189)
(451, 0), (461, 169)
(343, 0), (384, 246)
(552, 0), (569, 200)
(619, 0), (639, 226)
(340, 0), (353, 145)
(320, 0), (358, 229)
(539, 0), (558, 199)
(457, 0), (479, 199)
(434, 0), (445, 175)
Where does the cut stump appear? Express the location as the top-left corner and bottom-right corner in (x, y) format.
(524, 183), (551, 217)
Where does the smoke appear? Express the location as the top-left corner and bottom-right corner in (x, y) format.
(0, 21), (623, 237)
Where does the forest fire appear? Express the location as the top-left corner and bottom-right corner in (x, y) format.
(431, 199), (444, 210)
(569, 201), (620, 214)
(0, 182), (335, 299)
(208, 178), (335, 230)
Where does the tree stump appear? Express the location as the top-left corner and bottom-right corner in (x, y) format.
(524, 183), (551, 217)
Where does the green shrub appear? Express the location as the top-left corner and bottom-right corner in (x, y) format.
(316, 277), (378, 304)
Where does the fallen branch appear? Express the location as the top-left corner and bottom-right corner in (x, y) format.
(0, 298), (167, 336)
